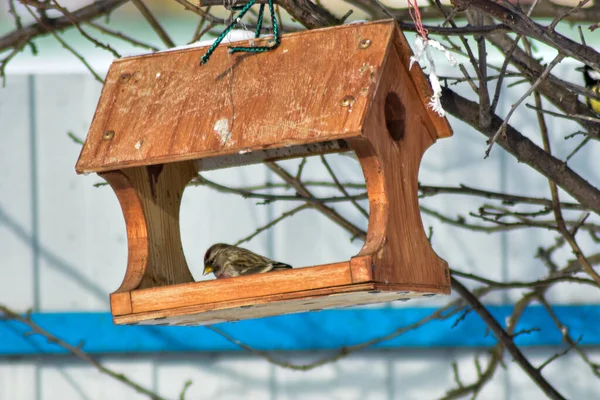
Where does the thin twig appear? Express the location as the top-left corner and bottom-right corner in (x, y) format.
(0, 39), (27, 87)
(295, 157), (308, 180)
(265, 162), (367, 240)
(565, 136), (591, 162)
(67, 131), (85, 145)
(191, 174), (369, 204)
(85, 21), (160, 51)
(451, 270), (597, 289)
(8, 0), (24, 28)
(419, 183), (589, 210)
(233, 204), (310, 246)
(23, 5), (104, 83)
(451, 278), (567, 400)
(548, 0), (591, 32)
(8, 0), (36, 58)
(442, 87), (600, 214)
(433, 0), (485, 98)
(0, 305), (167, 400)
(466, 10), (491, 128)
(525, 104), (600, 125)
(530, 76), (600, 284)
(193, 22), (217, 44)
(537, 295), (600, 378)
(189, 6), (212, 44)
(370, 0), (395, 19)
(51, 0), (121, 58)
(204, 287), (489, 371)
(490, 34), (522, 114)
(537, 342), (577, 372)
(214, 181), (366, 192)
(320, 155), (369, 219)
(485, 53), (565, 158)
(440, 348), (501, 400)
(0, 0), (129, 53)
(172, 0), (217, 20)
(131, 0), (175, 48)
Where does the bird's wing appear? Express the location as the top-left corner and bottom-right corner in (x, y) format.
(240, 264), (277, 275)
(227, 247), (292, 274)
(223, 247), (271, 275)
(234, 258), (292, 275)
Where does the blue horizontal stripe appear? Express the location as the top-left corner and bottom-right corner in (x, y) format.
(1, 305), (599, 356)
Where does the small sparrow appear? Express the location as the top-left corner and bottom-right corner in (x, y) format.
(203, 243), (292, 279)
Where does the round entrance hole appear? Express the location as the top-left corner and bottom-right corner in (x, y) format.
(384, 92), (406, 141)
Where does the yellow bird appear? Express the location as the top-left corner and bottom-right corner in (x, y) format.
(578, 65), (600, 115)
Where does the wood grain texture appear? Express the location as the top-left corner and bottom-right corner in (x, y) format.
(99, 170), (150, 292)
(114, 285), (438, 326)
(390, 24), (454, 139)
(75, 21), (397, 174)
(110, 291), (132, 316)
(355, 25), (451, 291)
(130, 262), (353, 313)
(79, 21), (454, 325)
(102, 161), (196, 292)
(350, 254), (373, 283)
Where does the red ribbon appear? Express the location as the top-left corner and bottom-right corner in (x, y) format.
(408, 0), (428, 41)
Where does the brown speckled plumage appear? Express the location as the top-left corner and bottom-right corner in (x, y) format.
(203, 243), (292, 279)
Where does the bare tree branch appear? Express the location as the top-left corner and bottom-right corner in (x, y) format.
(453, 0), (600, 70)
(441, 87), (600, 215)
(451, 277), (567, 400)
(0, 305), (169, 400)
(23, 5), (104, 83)
(0, 0), (128, 52)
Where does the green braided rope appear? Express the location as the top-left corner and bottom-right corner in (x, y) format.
(199, 0), (279, 65)
(229, 0), (279, 54)
(254, 3), (265, 38)
(199, 0), (256, 65)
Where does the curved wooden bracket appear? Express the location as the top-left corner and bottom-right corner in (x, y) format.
(100, 161), (197, 293)
(349, 28), (450, 290)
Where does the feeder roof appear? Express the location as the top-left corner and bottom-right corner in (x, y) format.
(75, 20), (452, 174)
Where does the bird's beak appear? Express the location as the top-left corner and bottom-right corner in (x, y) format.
(203, 265), (213, 276)
(575, 66), (585, 72)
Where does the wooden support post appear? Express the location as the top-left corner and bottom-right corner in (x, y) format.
(101, 161), (197, 303)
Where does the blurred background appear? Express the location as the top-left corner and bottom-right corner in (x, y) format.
(1, 0), (600, 399)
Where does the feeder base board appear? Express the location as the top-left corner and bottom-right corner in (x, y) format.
(112, 282), (447, 326)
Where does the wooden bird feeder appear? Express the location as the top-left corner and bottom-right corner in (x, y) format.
(75, 20), (453, 326)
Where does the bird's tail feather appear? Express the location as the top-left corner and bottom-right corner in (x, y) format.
(272, 262), (292, 270)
